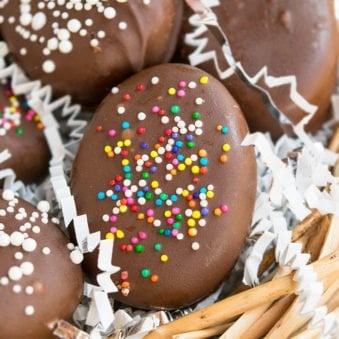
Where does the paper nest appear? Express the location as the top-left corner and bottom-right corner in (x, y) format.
(0, 25), (339, 338)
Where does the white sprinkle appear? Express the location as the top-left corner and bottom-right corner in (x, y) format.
(67, 18), (81, 33)
(42, 247), (51, 255)
(177, 233), (184, 240)
(14, 252), (24, 260)
(70, 249), (84, 264)
(137, 112), (146, 121)
(111, 87), (119, 94)
(42, 60), (56, 73)
(192, 242), (200, 250)
(13, 284), (22, 293)
(25, 305), (35, 316)
(117, 106), (125, 114)
(10, 231), (24, 246)
(67, 243), (75, 251)
(22, 238), (37, 252)
(104, 7), (116, 19)
(0, 277), (9, 285)
(20, 262), (34, 276)
(32, 226), (40, 234)
(57, 28), (70, 41)
(20, 48), (27, 55)
(0, 232), (10, 247)
(118, 21), (127, 30)
(2, 189), (15, 201)
(59, 40), (73, 54)
(32, 12), (47, 30)
(151, 76), (159, 85)
(195, 97), (204, 105)
(188, 81), (197, 89)
(8, 266), (23, 281)
(25, 286), (34, 295)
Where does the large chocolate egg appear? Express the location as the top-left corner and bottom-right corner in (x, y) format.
(71, 64), (256, 309)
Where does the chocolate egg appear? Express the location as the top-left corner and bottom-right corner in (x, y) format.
(0, 78), (50, 184)
(71, 63), (256, 309)
(0, 190), (83, 339)
(180, 0), (338, 139)
(0, 0), (183, 107)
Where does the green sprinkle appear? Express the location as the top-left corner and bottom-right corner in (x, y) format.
(16, 128), (23, 135)
(145, 192), (153, 200)
(154, 243), (162, 251)
(125, 173), (132, 179)
(141, 172), (149, 179)
(134, 244), (144, 253)
(141, 268), (151, 278)
(175, 214), (183, 221)
(158, 228), (165, 235)
(192, 112), (200, 119)
(187, 141), (195, 148)
(170, 105), (180, 114)
(173, 222), (181, 229)
(160, 193), (168, 201)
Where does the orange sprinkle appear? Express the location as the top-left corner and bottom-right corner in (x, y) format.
(147, 217), (154, 224)
(150, 274), (159, 283)
(214, 208), (222, 216)
(107, 151), (114, 158)
(200, 167), (207, 174)
(188, 228), (198, 237)
(219, 154), (228, 163)
(154, 143), (160, 150)
(170, 169), (177, 176)
(137, 213), (145, 220)
(188, 200), (196, 208)
(134, 154), (141, 161)
(198, 149), (207, 157)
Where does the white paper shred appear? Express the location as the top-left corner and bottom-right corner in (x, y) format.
(183, 2), (339, 337)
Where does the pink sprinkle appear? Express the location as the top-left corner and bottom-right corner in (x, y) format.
(167, 218), (174, 225)
(172, 207), (180, 214)
(108, 129), (116, 137)
(146, 209), (154, 217)
(220, 204), (229, 213)
(126, 197), (134, 205)
(110, 215), (118, 222)
(172, 159), (179, 166)
(177, 89), (186, 97)
(110, 227), (117, 233)
(172, 229), (179, 236)
(121, 271), (128, 280)
(178, 81), (187, 88)
(130, 236), (139, 245)
(122, 186), (128, 192)
(138, 231), (147, 240)
(152, 106), (160, 113)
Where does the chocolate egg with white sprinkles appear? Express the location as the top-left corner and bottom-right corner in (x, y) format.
(71, 64), (256, 309)
(0, 190), (83, 339)
(0, 0), (183, 107)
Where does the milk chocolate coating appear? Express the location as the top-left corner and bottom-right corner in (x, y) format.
(0, 193), (83, 339)
(0, 0), (183, 107)
(71, 64), (256, 309)
(0, 80), (50, 184)
(180, 0), (338, 139)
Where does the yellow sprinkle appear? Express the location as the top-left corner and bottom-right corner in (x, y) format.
(206, 191), (214, 199)
(178, 163), (186, 171)
(160, 254), (168, 262)
(116, 230), (125, 239)
(105, 232), (114, 239)
(182, 190), (189, 197)
(199, 76), (209, 84)
(10, 107), (16, 113)
(104, 145), (112, 153)
(184, 158), (192, 166)
(121, 159), (129, 166)
(188, 228), (198, 237)
(192, 211), (201, 219)
(151, 181), (159, 189)
(214, 208), (222, 216)
(34, 115), (41, 122)
(124, 139), (132, 147)
(164, 210), (171, 218)
(137, 213), (145, 220)
(119, 205), (128, 213)
(168, 87), (176, 95)
(191, 166), (200, 174)
(187, 218), (196, 227)
(222, 144), (231, 152)
(117, 141), (124, 147)
(10, 96), (16, 103)
(150, 150), (158, 158)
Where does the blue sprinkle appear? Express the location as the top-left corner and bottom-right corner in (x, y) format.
(123, 166), (131, 173)
(200, 187), (207, 193)
(193, 192), (200, 199)
(221, 126), (229, 134)
(97, 192), (105, 200)
(175, 140), (184, 148)
(199, 158), (209, 166)
(170, 194), (178, 202)
(201, 207), (209, 216)
(177, 154), (185, 161)
(114, 185), (121, 192)
(172, 132), (179, 139)
(171, 146), (179, 153)
(122, 121), (130, 129)
(155, 199), (163, 206)
(150, 166), (157, 173)
(164, 229), (172, 237)
(186, 134), (194, 141)
(140, 142), (148, 149)
(137, 191), (144, 197)
(111, 194), (118, 201)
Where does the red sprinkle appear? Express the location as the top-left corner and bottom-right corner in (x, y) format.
(123, 93), (131, 101)
(136, 84), (145, 91)
(137, 127), (146, 135)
